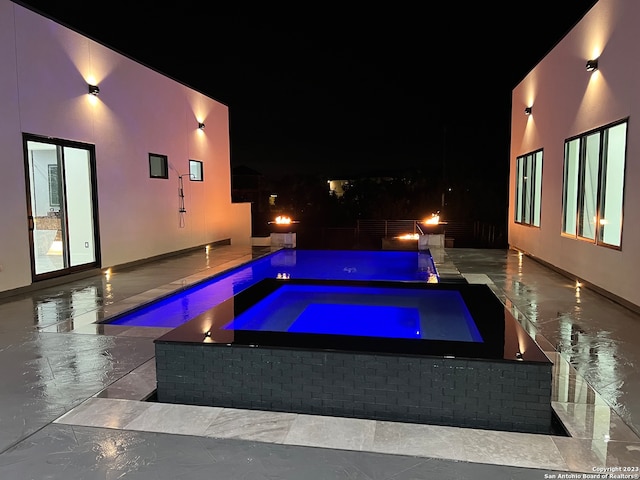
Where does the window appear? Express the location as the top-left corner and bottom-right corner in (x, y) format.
(514, 149), (542, 227)
(149, 153), (168, 179)
(189, 160), (203, 181)
(48, 164), (60, 207)
(562, 120), (627, 248)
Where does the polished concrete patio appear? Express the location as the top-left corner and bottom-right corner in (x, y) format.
(0, 244), (639, 479)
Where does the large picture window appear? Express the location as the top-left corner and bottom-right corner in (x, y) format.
(514, 149), (542, 227)
(562, 120), (627, 248)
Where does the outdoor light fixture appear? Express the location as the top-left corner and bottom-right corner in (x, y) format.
(88, 84), (100, 96)
(586, 59), (598, 71)
(198, 122), (205, 130)
(524, 106), (532, 116)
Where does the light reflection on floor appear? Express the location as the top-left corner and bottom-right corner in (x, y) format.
(2, 245), (640, 478)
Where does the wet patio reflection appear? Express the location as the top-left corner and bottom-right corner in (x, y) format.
(1, 245), (640, 476)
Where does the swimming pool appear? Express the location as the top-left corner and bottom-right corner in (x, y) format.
(154, 278), (554, 433)
(106, 249), (439, 328)
(223, 282), (483, 342)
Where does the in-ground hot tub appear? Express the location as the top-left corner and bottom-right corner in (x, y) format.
(154, 279), (553, 434)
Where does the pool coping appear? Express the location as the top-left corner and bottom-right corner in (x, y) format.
(153, 278), (550, 364)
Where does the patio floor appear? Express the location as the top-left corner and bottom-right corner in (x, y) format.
(0, 244), (639, 479)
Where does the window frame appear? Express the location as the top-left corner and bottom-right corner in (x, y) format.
(514, 149), (543, 227)
(149, 153), (169, 179)
(47, 164), (60, 207)
(561, 119), (628, 250)
(189, 159), (203, 182)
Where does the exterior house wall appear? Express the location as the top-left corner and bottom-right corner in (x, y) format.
(509, 0), (640, 308)
(0, 1), (251, 294)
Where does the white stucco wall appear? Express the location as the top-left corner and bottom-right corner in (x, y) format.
(0, 1), (251, 293)
(509, 0), (640, 307)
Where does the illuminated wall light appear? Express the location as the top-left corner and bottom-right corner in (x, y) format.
(524, 106), (532, 116)
(198, 122), (205, 130)
(586, 59), (599, 72)
(88, 84), (100, 96)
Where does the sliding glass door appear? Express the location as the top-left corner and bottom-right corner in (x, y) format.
(24, 136), (100, 280)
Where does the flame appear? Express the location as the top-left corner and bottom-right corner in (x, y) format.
(274, 216), (292, 225)
(424, 213), (440, 225)
(396, 233), (419, 240)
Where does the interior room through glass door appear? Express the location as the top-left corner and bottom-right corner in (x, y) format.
(25, 138), (99, 279)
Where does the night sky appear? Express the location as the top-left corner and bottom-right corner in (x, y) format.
(14, 3), (599, 183)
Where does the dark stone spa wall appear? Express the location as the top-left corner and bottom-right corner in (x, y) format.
(155, 343), (553, 434)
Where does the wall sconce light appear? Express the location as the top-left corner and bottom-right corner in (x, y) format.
(198, 122), (205, 130)
(88, 84), (100, 96)
(586, 59), (598, 72)
(524, 106), (532, 116)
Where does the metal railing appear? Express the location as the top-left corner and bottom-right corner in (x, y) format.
(298, 220), (506, 250)
(356, 219), (422, 238)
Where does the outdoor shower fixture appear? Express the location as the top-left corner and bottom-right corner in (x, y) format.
(178, 175), (186, 213)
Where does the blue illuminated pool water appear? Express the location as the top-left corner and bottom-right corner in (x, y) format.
(108, 249), (438, 328)
(223, 283), (483, 342)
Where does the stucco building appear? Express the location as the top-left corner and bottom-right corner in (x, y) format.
(0, 0), (251, 296)
(509, 0), (640, 311)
